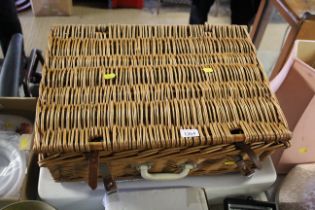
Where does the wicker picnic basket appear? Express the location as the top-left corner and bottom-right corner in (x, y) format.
(34, 24), (291, 190)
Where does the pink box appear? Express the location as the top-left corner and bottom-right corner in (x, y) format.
(272, 40), (315, 173)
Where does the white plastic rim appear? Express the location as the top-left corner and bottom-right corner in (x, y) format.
(139, 164), (195, 181)
(0, 140), (26, 198)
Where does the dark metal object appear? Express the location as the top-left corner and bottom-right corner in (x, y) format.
(0, 34), (24, 97)
(23, 49), (44, 97)
(0, 33), (43, 97)
(224, 197), (277, 210)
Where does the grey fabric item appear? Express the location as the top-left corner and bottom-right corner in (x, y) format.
(278, 164), (315, 210)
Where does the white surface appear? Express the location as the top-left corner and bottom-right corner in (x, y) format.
(38, 157), (276, 210)
(103, 188), (208, 210)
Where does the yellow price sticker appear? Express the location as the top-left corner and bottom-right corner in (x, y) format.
(203, 67), (214, 73)
(224, 160), (236, 166)
(298, 147), (308, 154)
(103, 73), (116, 80)
(19, 134), (32, 150)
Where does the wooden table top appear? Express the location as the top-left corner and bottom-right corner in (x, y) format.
(284, 0), (315, 17)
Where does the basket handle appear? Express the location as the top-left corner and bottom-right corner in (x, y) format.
(138, 164), (195, 181)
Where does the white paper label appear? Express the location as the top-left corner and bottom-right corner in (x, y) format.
(180, 129), (199, 138)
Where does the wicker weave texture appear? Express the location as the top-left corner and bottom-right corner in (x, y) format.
(34, 24), (291, 154)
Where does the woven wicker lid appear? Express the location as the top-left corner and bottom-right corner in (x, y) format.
(34, 24), (291, 153)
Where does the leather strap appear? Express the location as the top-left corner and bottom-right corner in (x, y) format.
(100, 164), (117, 194)
(87, 152), (117, 193)
(87, 151), (99, 190)
(235, 142), (262, 169)
(235, 157), (255, 177)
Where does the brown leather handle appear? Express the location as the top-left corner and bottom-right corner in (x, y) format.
(235, 142), (262, 169)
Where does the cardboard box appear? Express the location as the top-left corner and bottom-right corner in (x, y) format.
(0, 97), (39, 207)
(31, 0), (72, 16)
(271, 40), (315, 173)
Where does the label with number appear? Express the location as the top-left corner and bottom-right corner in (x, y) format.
(180, 129), (200, 138)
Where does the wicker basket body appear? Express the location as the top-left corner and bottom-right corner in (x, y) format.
(34, 24), (291, 189)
